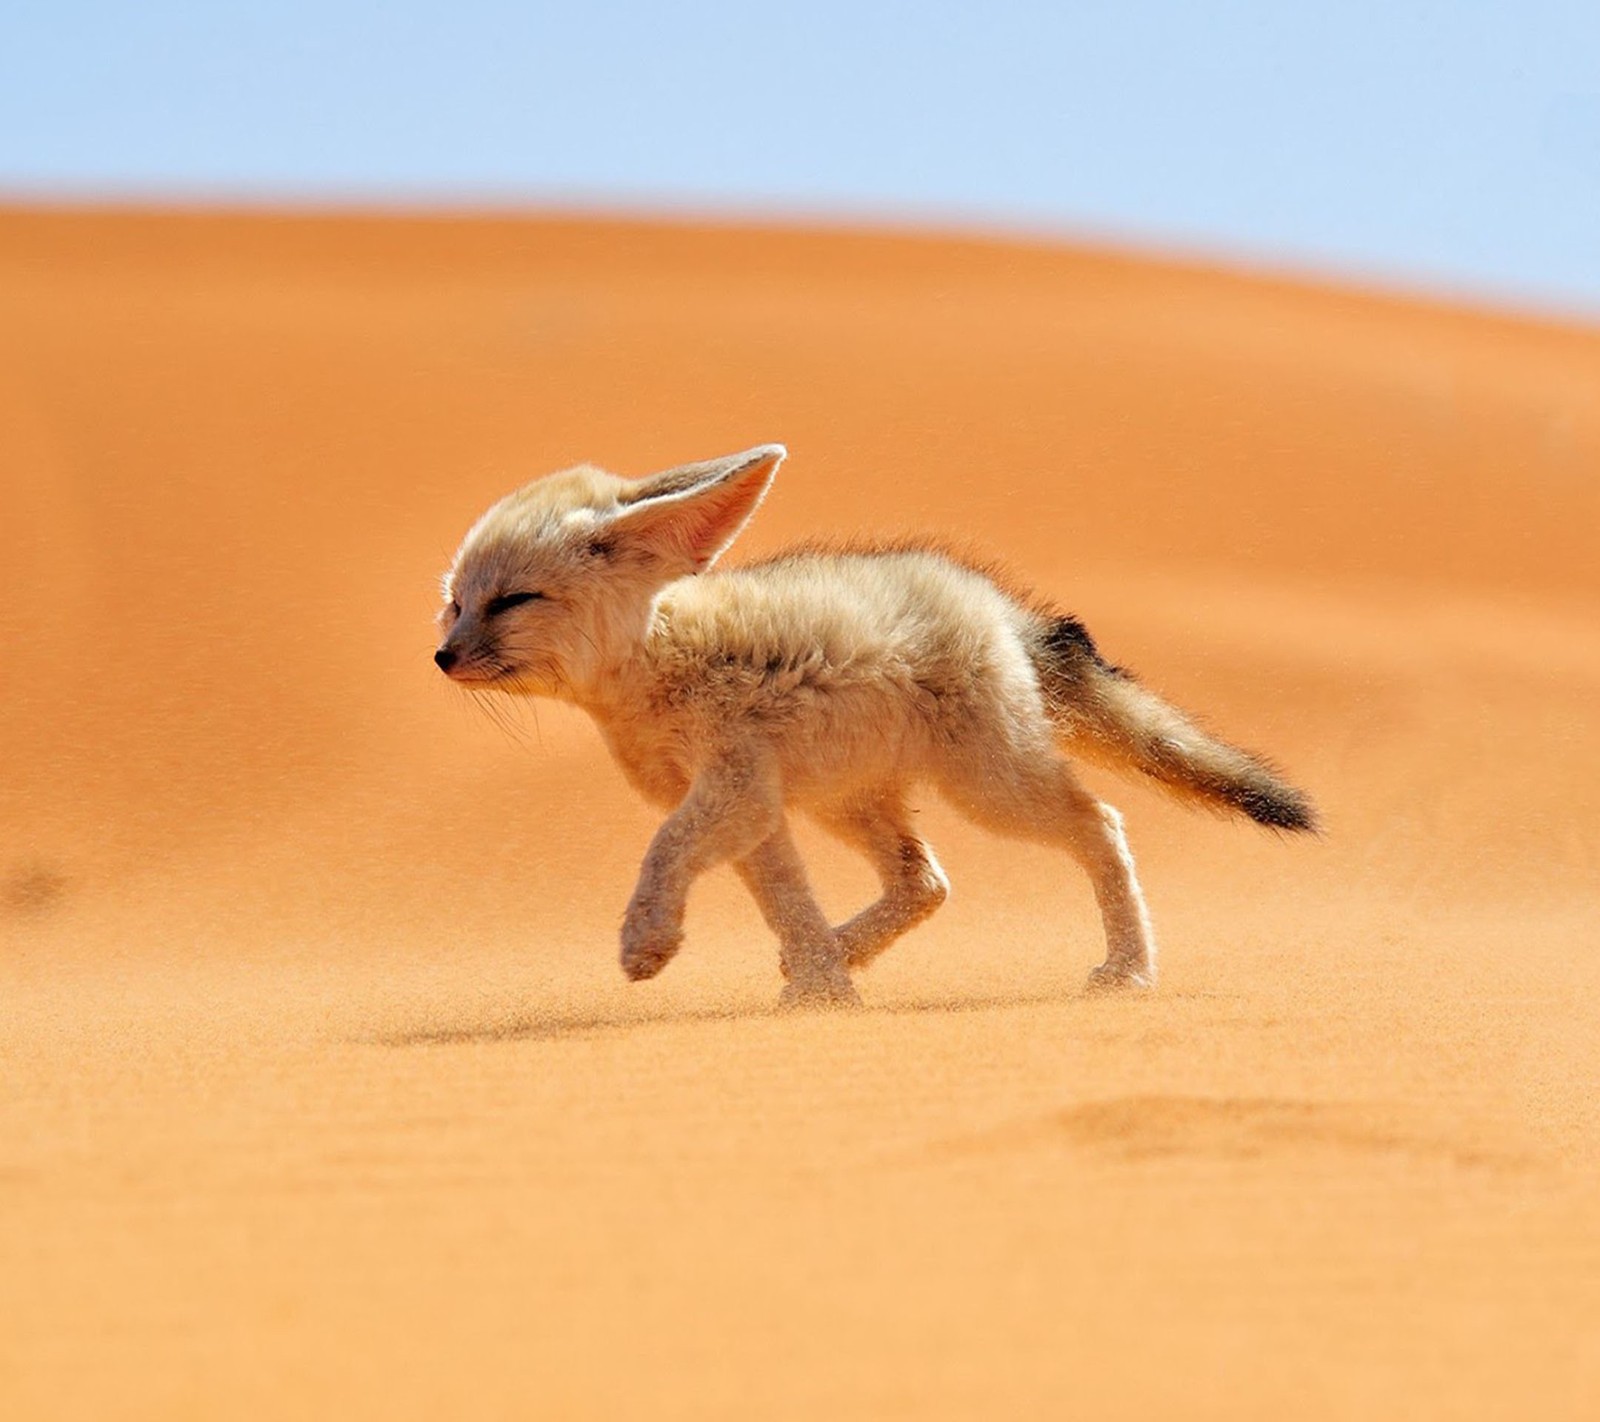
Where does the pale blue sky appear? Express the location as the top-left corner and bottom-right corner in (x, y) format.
(4, 2), (1599, 313)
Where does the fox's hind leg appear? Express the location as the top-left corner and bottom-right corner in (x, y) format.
(810, 789), (950, 970)
(734, 827), (859, 1008)
(938, 750), (1157, 992)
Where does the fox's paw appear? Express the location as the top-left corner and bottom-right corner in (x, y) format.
(777, 966), (861, 1012)
(620, 912), (684, 982)
(621, 931), (681, 981)
(1083, 962), (1157, 996)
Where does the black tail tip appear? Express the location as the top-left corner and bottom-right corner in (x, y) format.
(1238, 785), (1319, 833)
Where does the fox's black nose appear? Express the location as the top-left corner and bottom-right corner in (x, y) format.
(434, 647), (458, 672)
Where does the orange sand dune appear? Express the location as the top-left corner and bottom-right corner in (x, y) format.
(2, 208), (1598, 1419)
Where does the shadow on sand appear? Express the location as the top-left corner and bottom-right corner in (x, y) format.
(372, 985), (1085, 1049)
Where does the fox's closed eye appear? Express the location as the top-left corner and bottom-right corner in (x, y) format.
(486, 591), (545, 616)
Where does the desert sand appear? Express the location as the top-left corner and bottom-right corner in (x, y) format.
(2, 207), (1597, 1419)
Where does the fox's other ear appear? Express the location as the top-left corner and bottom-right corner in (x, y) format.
(610, 444), (786, 574)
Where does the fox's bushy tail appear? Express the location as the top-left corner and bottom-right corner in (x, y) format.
(1030, 615), (1317, 832)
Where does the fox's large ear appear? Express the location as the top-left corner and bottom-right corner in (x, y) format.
(609, 444), (785, 575)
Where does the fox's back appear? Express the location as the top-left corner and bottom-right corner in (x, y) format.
(662, 545), (1032, 680)
(634, 546), (1048, 800)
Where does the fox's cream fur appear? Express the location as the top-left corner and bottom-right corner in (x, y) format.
(435, 445), (1315, 1007)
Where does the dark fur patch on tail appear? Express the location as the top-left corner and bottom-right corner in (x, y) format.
(1038, 614), (1126, 679)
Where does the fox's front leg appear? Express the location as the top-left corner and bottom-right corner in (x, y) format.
(620, 752), (783, 983)
(734, 828), (859, 1009)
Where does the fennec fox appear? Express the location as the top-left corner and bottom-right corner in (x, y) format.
(435, 444), (1315, 1007)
